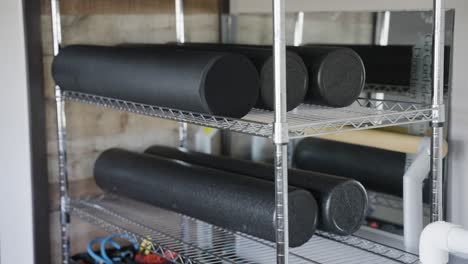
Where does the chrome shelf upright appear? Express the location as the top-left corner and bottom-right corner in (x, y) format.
(50, 0), (70, 262)
(430, 0), (446, 222)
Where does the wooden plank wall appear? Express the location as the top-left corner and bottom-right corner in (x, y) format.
(42, 1), (219, 263)
(41, 0), (219, 14)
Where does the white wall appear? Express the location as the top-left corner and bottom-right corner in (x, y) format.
(446, 0), (468, 234)
(0, 0), (35, 264)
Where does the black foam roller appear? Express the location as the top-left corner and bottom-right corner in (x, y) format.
(290, 46), (366, 107)
(52, 45), (260, 118)
(304, 44), (451, 88)
(338, 45), (413, 87)
(294, 138), (406, 196)
(191, 44), (366, 107)
(145, 145), (367, 235)
(138, 43), (309, 111)
(95, 149), (318, 247)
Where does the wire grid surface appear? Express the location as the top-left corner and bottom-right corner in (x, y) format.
(368, 191), (431, 213)
(71, 195), (420, 264)
(369, 192), (405, 210)
(367, 191), (431, 226)
(63, 91), (434, 139)
(364, 84), (412, 94)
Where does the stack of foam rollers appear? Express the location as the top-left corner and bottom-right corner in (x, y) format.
(52, 43), (370, 247)
(52, 43), (366, 118)
(94, 146), (368, 247)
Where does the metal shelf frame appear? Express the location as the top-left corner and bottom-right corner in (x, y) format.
(71, 195), (420, 264)
(63, 91), (435, 139)
(49, 0), (447, 263)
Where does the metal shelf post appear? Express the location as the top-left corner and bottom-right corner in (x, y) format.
(430, 0), (446, 222)
(50, 0), (70, 263)
(175, 0), (185, 44)
(272, 0), (289, 262)
(175, 0), (188, 149)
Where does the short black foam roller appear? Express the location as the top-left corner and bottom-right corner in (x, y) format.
(188, 44), (365, 107)
(145, 145), (367, 235)
(95, 149), (318, 247)
(290, 46), (366, 107)
(52, 45), (260, 118)
(294, 138), (406, 196)
(160, 43), (309, 111)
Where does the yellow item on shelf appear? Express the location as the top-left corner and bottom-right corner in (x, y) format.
(139, 238), (153, 256)
(316, 129), (448, 157)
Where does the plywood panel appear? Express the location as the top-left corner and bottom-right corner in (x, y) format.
(49, 179), (102, 211)
(50, 211), (110, 264)
(41, 14), (219, 56)
(41, 0), (219, 15)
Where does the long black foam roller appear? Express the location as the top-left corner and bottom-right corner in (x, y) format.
(144, 145), (367, 235)
(52, 45), (260, 118)
(303, 44), (451, 88)
(294, 138), (406, 196)
(95, 149), (318, 247)
(133, 43), (309, 111)
(302, 44), (412, 87)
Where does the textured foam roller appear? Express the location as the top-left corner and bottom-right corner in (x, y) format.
(52, 45), (260, 118)
(342, 45), (413, 87)
(204, 44), (366, 107)
(95, 149), (318, 247)
(145, 145), (367, 235)
(294, 138), (406, 196)
(155, 43), (309, 111)
(290, 46), (366, 107)
(179, 43), (366, 108)
(304, 44), (451, 88)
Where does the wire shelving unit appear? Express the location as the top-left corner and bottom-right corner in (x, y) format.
(49, 0), (447, 263)
(72, 195), (420, 264)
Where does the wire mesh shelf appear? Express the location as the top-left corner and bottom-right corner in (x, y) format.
(367, 191), (430, 227)
(71, 195), (420, 264)
(364, 84), (412, 94)
(63, 91), (434, 139)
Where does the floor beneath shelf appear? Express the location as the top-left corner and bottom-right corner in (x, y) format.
(71, 195), (420, 264)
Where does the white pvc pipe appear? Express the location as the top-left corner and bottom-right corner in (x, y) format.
(420, 221), (468, 264)
(403, 138), (431, 253)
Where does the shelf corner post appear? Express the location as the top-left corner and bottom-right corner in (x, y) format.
(430, 0), (446, 223)
(50, 0), (70, 263)
(174, 0), (188, 148)
(272, 0), (289, 262)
